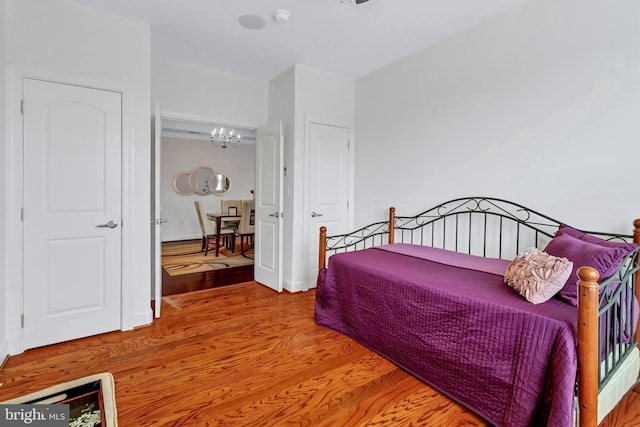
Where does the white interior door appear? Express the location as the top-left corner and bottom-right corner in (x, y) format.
(307, 122), (350, 288)
(254, 121), (283, 292)
(152, 103), (164, 318)
(23, 78), (122, 349)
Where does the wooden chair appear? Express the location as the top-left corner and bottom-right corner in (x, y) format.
(194, 201), (235, 256)
(236, 200), (255, 252)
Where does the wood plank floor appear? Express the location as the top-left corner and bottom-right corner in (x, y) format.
(161, 240), (254, 296)
(162, 264), (254, 296)
(0, 282), (638, 426)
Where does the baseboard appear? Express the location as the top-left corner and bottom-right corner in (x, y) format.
(284, 279), (305, 293)
(162, 233), (200, 242)
(125, 308), (153, 330)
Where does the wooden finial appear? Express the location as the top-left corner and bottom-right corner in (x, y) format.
(389, 207), (396, 244)
(577, 266), (600, 284)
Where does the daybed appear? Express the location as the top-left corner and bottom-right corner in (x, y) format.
(315, 197), (639, 427)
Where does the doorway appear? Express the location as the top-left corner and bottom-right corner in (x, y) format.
(155, 114), (259, 296)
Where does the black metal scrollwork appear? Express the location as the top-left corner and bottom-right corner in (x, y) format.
(325, 221), (389, 252)
(323, 196), (634, 260)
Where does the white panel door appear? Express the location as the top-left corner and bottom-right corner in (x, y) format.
(308, 123), (350, 288)
(23, 78), (122, 349)
(254, 122), (283, 292)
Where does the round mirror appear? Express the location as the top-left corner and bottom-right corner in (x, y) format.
(189, 166), (216, 195)
(173, 172), (193, 196)
(211, 174), (231, 195)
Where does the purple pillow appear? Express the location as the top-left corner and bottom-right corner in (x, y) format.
(556, 224), (638, 253)
(543, 231), (638, 306)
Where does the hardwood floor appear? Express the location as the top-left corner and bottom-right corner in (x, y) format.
(162, 265), (254, 296)
(161, 240), (254, 296)
(0, 282), (638, 426)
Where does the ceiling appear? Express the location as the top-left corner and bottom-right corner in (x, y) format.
(69, 0), (531, 81)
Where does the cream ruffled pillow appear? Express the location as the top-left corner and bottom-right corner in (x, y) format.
(504, 247), (573, 304)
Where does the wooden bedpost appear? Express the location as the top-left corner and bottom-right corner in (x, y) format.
(577, 266), (599, 427)
(634, 219), (640, 349)
(389, 207), (395, 244)
(318, 226), (327, 271)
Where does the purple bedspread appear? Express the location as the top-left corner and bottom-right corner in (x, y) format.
(315, 244), (578, 427)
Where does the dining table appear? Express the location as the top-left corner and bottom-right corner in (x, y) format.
(207, 212), (241, 256)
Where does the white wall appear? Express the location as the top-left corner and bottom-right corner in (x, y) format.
(161, 136), (256, 241)
(294, 67), (354, 291)
(152, 57), (267, 124)
(269, 65), (355, 291)
(267, 68), (295, 290)
(355, 0), (640, 235)
(0, 0), (7, 361)
(3, 0), (151, 353)
(151, 57), (267, 241)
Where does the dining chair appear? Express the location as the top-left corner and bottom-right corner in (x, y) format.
(236, 200), (255, 252)
(194, 201), (235, 256)
(220, 199), (243, 231)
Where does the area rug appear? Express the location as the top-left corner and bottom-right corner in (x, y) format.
(162, 241), (254, 277)
(0, 372), (117, 426)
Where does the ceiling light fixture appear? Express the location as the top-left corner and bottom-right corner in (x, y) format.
(211, 127), (240, 149)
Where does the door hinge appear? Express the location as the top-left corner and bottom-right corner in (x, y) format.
(20, 208), (24, 222)
(347, 201), (349, 209)
(21, 314), (24, 328)
(348, 140), (350, 150)
(20, 100), (24, 115)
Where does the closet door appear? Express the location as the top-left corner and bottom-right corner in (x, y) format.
(307, 122), (350, 288)
(23, 78), (122, 349)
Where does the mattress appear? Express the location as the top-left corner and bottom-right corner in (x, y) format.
(316, 244), (579, 426)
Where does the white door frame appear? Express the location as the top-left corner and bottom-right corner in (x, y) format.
(4, 66), (136, 355)
(303, 116), (354, 291)
(152, 103), (162, 318)
(150, 109), (259, 316)
(158, 111), (260, 133)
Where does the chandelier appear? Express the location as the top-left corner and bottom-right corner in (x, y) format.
(210, 127), (240, 149)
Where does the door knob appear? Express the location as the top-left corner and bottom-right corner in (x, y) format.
(269, 212), (280, 218)
(311, 212), (324, 218)
(96, 220), (118, 229)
